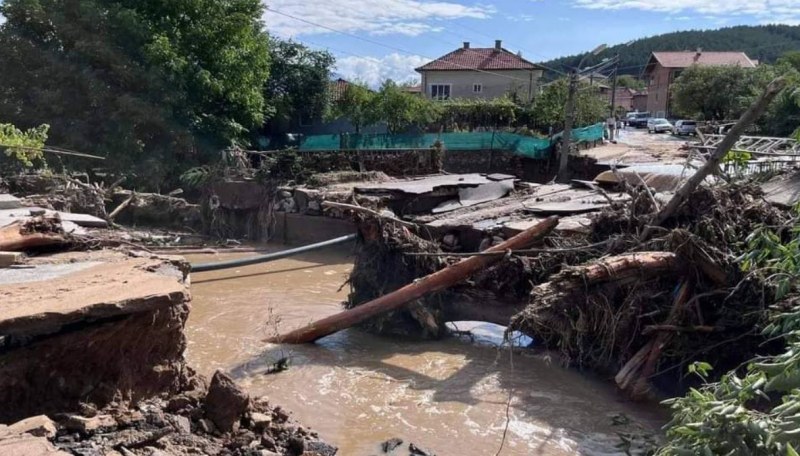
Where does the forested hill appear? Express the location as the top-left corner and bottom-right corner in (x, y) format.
(539, 24), (800, 77)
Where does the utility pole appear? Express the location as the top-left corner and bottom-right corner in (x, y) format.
(608, 55), (620, 141)
(557, 70), (578, 182)
(557, 43), (607, 183)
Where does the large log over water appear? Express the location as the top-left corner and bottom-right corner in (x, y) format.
(267, 216), (560, 344)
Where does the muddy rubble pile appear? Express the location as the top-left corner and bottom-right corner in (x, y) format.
(3, 371), (337, 456)
(346, 179), (795, 398)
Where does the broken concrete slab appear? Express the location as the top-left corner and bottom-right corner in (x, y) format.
(355, 174), (511, 196)
(432, 180), (515, 214)
(594, 163), (696, 192)
(0, 194), (22, 210)
(0, 251), (191, 423)
(0, 207), (107, 229)
(761, 169), (800, 208)
(0, 255), (188, 337)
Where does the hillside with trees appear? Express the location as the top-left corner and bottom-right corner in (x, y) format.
(540, 24), (800, 77)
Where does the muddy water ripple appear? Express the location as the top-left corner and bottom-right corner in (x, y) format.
(185, 247), (664, 455)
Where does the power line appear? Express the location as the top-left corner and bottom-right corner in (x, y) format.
(265, 6), (540, 84)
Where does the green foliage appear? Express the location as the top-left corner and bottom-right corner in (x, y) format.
(526, 79), (608, 130)
(326, 82), (379, 134)
(659, 211), (800, 455)
(371, 80), (442, 134)
(616, 75), (646, 91)
(437, 97), (517, 130)
(671, 66), (760, 120)
(0, 123), (49, 167)
(0, 0), (270, 189)
(265, 40), (334, 132)
(541, 25), (800, 77)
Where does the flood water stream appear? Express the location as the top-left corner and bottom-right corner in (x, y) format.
(185, 247), (665, 455)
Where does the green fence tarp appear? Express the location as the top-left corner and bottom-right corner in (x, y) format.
(299, 131), (553, 159)
(298, 123), (604, 160)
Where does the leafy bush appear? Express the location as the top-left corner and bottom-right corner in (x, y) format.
(0, 123), (49, 167)
(659, 207), (800, 455)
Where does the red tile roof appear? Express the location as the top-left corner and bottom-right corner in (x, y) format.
(416, 47), (540, 71)
(650, 51), (757, 69)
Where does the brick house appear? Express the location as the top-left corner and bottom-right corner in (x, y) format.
(642, 51), (757, 117)
(610, 87), (648, 113)
(415, 40), (544, 102)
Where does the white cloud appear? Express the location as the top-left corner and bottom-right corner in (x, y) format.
(335, 53), (427, 87)
(263, 0), (494, 37)
(573, 0), (800, 24)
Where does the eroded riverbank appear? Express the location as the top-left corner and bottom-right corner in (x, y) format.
(186, 247), (666, 455)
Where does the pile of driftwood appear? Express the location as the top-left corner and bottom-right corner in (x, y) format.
(268, 79), (793, 399)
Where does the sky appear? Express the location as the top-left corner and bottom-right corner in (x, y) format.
(1, 0), (798, 87)
(263, 0), (800, 86)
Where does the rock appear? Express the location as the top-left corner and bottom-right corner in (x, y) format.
(0, 433), (72, 456)
(115, 410), (145, 428)
(259, 451), (279, 456)
(306, 440), (338, 456)
(442, 233), (459, 248)
(249, 412), (272, 431)
(273, 407), (289, 423)
(63, 414), (117, 435)
(204, 370), (250, 433)
(167, 414), (191, 434)
(381, 437), (403, 453)
(307, 200), (321, 214)
(197, 418), (216, 434)
(6, 415), (57, 438)
(166, 395), (195, 413)
(293, 188), (320, 214)
(278, 190), (293, 199)
(287, 436), (305, 456)
(260, 434), (276, 450)
(409, 443), (435, 456)
(146, 449), (169, 456)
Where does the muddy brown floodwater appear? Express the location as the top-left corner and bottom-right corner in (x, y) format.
(186, 247), (665, 455)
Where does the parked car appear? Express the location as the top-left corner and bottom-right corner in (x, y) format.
(672, 120), (697, 136)
(647, 118), (673, 133)
(628, 112), (651, 128)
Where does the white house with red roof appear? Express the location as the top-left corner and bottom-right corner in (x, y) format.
(415, 40), (544, 102)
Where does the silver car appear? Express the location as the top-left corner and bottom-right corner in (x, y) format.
(672, 120), (697, 136)
(647, 118), (673, 133)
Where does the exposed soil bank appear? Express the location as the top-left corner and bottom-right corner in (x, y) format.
(0, 252), (192, 423)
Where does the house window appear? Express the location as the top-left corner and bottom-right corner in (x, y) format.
(473, 84), (482, 93)
(430, 84), (451, 100)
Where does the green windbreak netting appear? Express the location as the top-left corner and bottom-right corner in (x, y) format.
(298, 123), (604, 159)
(572, 123), (605, 143)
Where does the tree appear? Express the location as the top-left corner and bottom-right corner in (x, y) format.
(0, 0), (270, 189)
(528, 79), (607, 130)
(370, 81), (442, 134)
(264, 39), (334, 135)
(616, 75), (646, 91)
(326, 82), (378, 134)
(671, 65), (764, 120)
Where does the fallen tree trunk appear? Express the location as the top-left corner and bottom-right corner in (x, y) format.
(0, 217), (67, 251)
(267, 216), (560, 344)
(535, 251), (679, 296)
